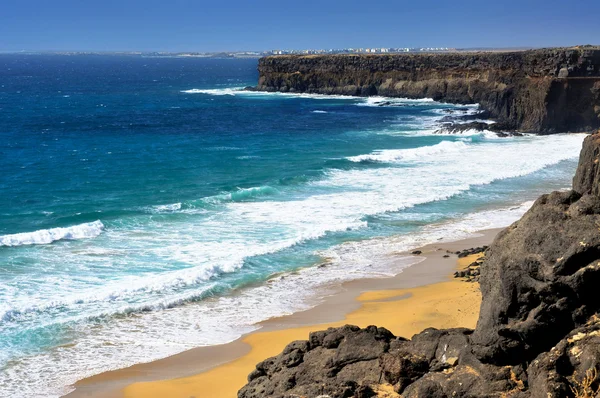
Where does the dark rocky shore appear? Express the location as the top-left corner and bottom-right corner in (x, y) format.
(238, 131), (600, 397)
(454, 247), (487, 283)
(250, 47), (600, 134)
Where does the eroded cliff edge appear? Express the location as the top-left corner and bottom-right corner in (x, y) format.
(252, 47), (600, 134)
(239, 131), (600, 397)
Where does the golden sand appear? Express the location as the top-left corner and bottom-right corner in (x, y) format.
(122, 254), (482, 398)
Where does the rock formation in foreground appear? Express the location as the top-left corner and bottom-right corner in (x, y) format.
(238, 131), (600, 397)
(251, 47), (600, 134)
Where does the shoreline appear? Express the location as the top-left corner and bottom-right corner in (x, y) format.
(66, 228), (499, 398)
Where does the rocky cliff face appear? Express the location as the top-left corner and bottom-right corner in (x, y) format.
(252, 47), (600, 134)
(239, 131), (600, 397)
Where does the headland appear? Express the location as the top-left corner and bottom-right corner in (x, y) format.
(251, 47), (600, 134)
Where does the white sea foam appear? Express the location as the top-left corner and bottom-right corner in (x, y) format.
(181, 87), (243, 95)
(452, 118), (496, 125)
(357, 96), (437, 107)
(151, 203), (182, 212)
(347, 140), (468, 163)
(181, 87), (451, 107)
(0, 221), (104, 247)
(433, 128), (506, 138)
(206, 185), (279, 203)
(181, 87), (352, 100)
(373, 105), (494, 137)
(373, 105), (497, 137)
(3, 135), (585, 326)
(8, 134), (580, 325)
(393, 126), (508, 139)
(149, 186), (280, 214)
(429, 106), (482, 116)
(0, 200), (538, 398)
(319, 200), (535, 275)
(312, 110), (328, 113)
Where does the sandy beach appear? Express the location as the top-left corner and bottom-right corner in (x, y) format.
(66, 229), (496, 398)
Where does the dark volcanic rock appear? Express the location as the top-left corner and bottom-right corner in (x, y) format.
(573, 133), (600, 196)
(238, 325), (395, 398)
(457, 246), (488, 258)
(454, 257), (482, 283)
(239, 131), (600, 398)
(526, 316), (600, 398)
(471, 132), (600, 365)
(253, 47), (600, 134)
(470, 189), (600, 364)
(434, 122), (497, 136)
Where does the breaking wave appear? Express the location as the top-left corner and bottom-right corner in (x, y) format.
(0, 221), (104, 247)
(347, 140), (469, 163)
(150, 186), (279, 213)
(181, 88), (455, 107)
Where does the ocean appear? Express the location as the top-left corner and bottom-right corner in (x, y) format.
(0, 55), (586, 397)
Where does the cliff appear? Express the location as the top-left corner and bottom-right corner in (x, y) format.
(239, 130), (600, 397)
(253, 47), (600, 134)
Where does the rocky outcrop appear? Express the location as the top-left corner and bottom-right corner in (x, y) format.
(239, 131), (600, 397)
(239, 325), (393, 398)
(470, 189), (600, 365)
(251, 47), (600, 134)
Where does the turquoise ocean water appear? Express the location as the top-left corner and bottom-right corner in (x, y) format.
(0, 55), (586, 397)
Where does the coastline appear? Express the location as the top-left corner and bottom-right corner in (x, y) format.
(254, 48), (600, 134)
(2, 47), (595, 398)
(66, 228), (498, 398)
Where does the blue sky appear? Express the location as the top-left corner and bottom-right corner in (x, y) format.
(0, 0), (598, 52)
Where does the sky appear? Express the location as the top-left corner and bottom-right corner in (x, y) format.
(0, 0), (598, 52)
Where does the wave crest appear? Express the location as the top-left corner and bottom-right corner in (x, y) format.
(0, 221), (105, 247)
(357, 96), (436, 107)
(181, 88), (243, 95)
(151, 186), (279, 213)
(194, 185), (279, 206)
(181, 88), (441, 106)
(347, 140), (469, 163)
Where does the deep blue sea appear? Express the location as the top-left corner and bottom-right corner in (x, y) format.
(0, 55), (586, 397)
